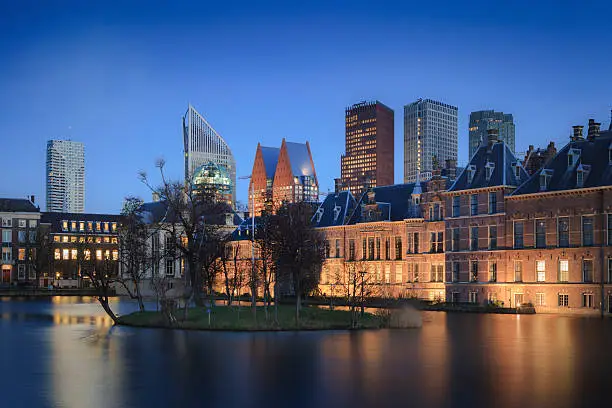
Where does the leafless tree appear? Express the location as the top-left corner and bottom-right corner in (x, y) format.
(274, 202), (325, 326)
(114, 197), (149, 312)
(139, 159), (227, 309)
(30, 223), (52, 289)
(334, 260), (375, 328)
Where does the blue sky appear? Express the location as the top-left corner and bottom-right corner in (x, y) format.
(1, 0), (611, 213)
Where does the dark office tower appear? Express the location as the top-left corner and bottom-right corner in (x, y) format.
(340, 101), (394, 198)
(469, 110), (515, 157)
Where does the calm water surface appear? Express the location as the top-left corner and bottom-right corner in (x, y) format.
(1, 296), (611, 408)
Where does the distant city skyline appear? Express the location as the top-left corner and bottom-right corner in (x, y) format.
(46, 140), (85, 213)
(1, 1), (611, 212)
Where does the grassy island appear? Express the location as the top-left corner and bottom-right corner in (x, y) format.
(118, 305), (386, 331)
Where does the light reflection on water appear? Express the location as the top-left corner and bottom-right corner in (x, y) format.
(0, 297), (611, 408)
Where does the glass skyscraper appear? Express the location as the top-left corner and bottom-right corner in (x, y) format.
(469, 110), (515, 157)
(46, 140), (85, 213)
(183, 104), (236, 208)
(404, 99), (458, 183)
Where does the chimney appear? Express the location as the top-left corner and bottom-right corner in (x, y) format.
(445, 159), (457, 181)
(487, 128), (499, 150)
(587, 118), (601, 141)
(152, 192), (160, 202)
(572, 125), (584, 141)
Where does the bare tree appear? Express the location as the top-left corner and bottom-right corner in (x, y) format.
(30, 223), (52, 289)
(114, 197), (149, 312)
(75, 235), (119, 324)
(274, 202), (325, 326)
(139, 159), (227, 309)
(334, 260), (375, 328)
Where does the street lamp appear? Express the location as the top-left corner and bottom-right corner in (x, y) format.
(239, 175), (256, 311)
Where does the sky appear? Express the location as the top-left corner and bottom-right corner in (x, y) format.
(1, 0), (611, 213)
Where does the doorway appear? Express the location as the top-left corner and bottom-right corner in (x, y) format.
(514, 293), (524, 307)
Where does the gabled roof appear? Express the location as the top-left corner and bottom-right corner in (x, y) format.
(260, 146), (280, 179)
(0, 198), (39, 213)
(347, 183), (424, 224)
(311, 191), (357, 228)
(285, 141), (315, 177)
(512, 130), (612, 195)
(448, 141), (528, 192)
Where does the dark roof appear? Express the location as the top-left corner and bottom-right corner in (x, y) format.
(41, 212), (121, 231)
(0, 198), (39, 213)
(448, 141), (528, 192)
(311, 191), (357, 228)
(260, 146), (280, 179)
(285, 142), (315, 177)
(512, 130), (612, 195)
(347, 183), (424, 224)
(139, 200), (244, 226)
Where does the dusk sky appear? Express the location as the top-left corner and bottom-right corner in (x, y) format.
(1, 0), (611, 213)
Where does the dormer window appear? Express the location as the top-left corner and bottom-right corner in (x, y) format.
(512, 162), (522, 179)
(485, 162), (495, 181)
(315, 208), (324, 223)
(539, 169), (553, 191)
(576, 164), (591, 188)
(333, 205), (342, 222)
(568, 148), (581, 167)
(467, 165), (476, 184)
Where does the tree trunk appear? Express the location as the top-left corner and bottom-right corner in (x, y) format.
(134, 279), (145, 312)
(98, 296), (119, 325)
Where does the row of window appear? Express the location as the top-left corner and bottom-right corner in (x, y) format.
(450, 258), (604, 283)
(53, 235), (117, 244)
(325, 232), (446, 260)
(459, 292), (595, 308)
(451, 193), (498, 217)
(0, 218), (38, 228)
(61, 220), (117, 234)
(513, 215), (605, 248)
(53, 248), (118, 261)
(2, 229), (37, 243)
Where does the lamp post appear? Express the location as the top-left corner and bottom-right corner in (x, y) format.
(239, 175), (256, 316)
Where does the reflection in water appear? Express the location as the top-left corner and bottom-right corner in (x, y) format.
(1, 298), (611, 408)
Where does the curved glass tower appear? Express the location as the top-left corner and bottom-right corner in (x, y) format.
(183, 104), (236, 208)
(192, 161), (233, 206)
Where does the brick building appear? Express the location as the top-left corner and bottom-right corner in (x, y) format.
(248, 139), (319, 215)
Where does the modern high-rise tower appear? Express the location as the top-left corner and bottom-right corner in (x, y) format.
(46, 140), (85, 213)
(183, 104), (236, 208)
(340, 101), (394, 198)
(403, 99), (458, 183)
(469, 110), (515, 157)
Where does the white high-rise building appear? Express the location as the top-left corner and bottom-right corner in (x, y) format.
(183, 104), (236, 207)
(46, 140), (85, 213)
(404, 99), (458, 183)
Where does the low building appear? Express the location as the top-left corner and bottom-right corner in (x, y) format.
(0, 198), (41, 286)
(42, 212), (121, 288)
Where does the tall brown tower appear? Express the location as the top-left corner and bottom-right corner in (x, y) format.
(340, 101), (394, 198)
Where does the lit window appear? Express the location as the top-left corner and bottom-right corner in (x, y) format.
(71, 249), (77, 260)
(112, 250), (118, 260)
(96, 250), (102, 260)
(558, 260), (569, 282)
(18, 248), (25, 260)
(62, 249), (69, 260)
(54, 249), (61, 260)
(536, 260), (546, 282)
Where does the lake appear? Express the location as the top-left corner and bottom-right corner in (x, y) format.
(1, 296), (611, 408)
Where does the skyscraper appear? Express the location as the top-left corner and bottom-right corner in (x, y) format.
(403, 99), (457, 183)
(46, 140), (85, 213)
(468, 110), (515, 157)
(341, 101), (394, 198)
(183, 104), (236, 207)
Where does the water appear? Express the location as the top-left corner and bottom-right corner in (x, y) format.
(1, 297), (611, 408)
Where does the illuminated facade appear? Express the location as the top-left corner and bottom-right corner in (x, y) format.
(341, 101), (394, 198)
(248, 143), (280, 216)
(404, 99), (457, 183)
(192, 161), (234, 206)
(246, 139), (318, 212)
(183, 104), (236, 207)
(42, 212), (120, 288)
(469, 110), (515, 157)
(46, 140), (85, 213)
